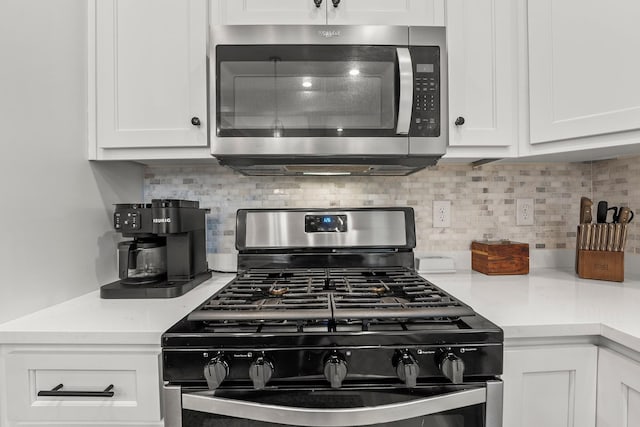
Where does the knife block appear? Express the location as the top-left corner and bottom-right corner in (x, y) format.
(576, 250), (624, 282)
(575, 223), (627, 282)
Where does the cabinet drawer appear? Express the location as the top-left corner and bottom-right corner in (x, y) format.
(5, 350), (161, 422)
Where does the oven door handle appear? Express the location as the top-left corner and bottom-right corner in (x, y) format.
(182, 388), (486, 426)
(396, 47), (413, 135)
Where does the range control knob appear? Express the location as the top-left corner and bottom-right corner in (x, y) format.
(439, 351), (465, 384)
(203, 355), (229, 390)
(249, 356), (274, 390)
(395, 352), (420, 388)
(323, 354), (348, 389)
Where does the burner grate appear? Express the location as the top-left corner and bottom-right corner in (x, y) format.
(188, 268), (333, 321)
(328, 267), (473, 320)
(187, 267), (474, 324)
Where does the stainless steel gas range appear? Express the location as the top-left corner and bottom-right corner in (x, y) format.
(163, 208), (503, 426)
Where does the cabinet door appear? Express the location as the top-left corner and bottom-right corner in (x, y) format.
(446, 0), (518, 149)
(503, 345), (597, 427)
(211, 0), (326, 25)
(327, 0), (444, 26)
(4, 348), (161, 424)
(597, 348), (640, 427)
(528, 0), (640, 144)
(96, 0), (208, 149)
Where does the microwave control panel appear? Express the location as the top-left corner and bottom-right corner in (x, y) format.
(409, 46), (440, 137)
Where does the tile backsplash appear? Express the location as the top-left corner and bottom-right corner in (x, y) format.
(592, 156), (640, 255)
(143, 156), (640, 254)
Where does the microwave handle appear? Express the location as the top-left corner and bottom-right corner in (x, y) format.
(181, 387), (486, 426)
(396, 47), (413, 135)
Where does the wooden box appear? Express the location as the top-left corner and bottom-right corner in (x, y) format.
(577, 250), (624, 282)
(471, 240), (529, 275)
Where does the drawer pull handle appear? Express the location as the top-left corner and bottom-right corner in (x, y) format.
(37, 384), (115, 398)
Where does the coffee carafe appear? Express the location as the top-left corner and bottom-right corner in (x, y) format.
(117, 238), (167, 284)
(100, 199), (211, 299)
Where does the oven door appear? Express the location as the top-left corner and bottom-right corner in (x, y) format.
(164, 381), (502, 427)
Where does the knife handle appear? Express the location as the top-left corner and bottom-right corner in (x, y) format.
(613, 223), (623, 251)
(596, 201), (608, 223)
(593, 225), (601, 251)
(599, 224), (608, 251)
(620, 224), (628, 252)
(606, 223), (615, 252)
(580, 197), (593, 224)
(575, 225), (582, 273)
(618, 207), (634, 224)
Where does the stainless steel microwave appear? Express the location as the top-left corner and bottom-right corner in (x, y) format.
(210, 25), (447, 176)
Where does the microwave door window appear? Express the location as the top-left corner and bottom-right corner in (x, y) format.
(217, 46), (398, 137)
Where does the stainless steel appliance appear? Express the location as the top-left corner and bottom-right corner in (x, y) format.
(163, 208), (503, 426)
(210, 26), (447, 176)
(100, 199), (212, 299)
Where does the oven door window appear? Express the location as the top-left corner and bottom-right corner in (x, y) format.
(216, 45), (398, 138)
(181, 386), (488, 426)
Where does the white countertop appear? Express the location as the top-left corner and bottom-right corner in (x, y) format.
(0, 274), (235, 346)
(2, 269), (640, 352)
(426, 268), (640, 351)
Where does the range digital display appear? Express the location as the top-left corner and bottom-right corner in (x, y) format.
(305, 215), (348, 233)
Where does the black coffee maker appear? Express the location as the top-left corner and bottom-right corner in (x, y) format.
(100, 199), (212, 299)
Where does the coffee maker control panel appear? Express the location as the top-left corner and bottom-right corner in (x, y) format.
(114, 211), (139, 231)
(113, 204), (152, 234)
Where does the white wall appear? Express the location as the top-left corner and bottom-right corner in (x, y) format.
(0, 0), (143, 323)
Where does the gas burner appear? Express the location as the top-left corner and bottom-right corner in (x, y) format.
(269, 287), (289, 296)
(370, 286), (389, 295)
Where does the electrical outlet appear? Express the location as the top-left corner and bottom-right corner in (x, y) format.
(433, 200), (451, 228)
(516, 198), (534, 226)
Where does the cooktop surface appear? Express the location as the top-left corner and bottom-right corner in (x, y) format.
(162, 267), (502, 348)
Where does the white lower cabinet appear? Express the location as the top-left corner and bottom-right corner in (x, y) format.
(0, 345), (163, 427)
(502, 345), (597, 427)
(597, 347), (640, 427)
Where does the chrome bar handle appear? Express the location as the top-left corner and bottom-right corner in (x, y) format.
(396, 47), (413, 135)
(182, 388), (486, 426)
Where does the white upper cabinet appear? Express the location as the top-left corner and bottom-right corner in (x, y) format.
(211, 0), (326, 25)
(327, 0), (444, 26)
(211, 0), (444, 26)
(443, 0), (519, 160)
(528, 0), (640, 145)
(94, 0), (208, 152)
